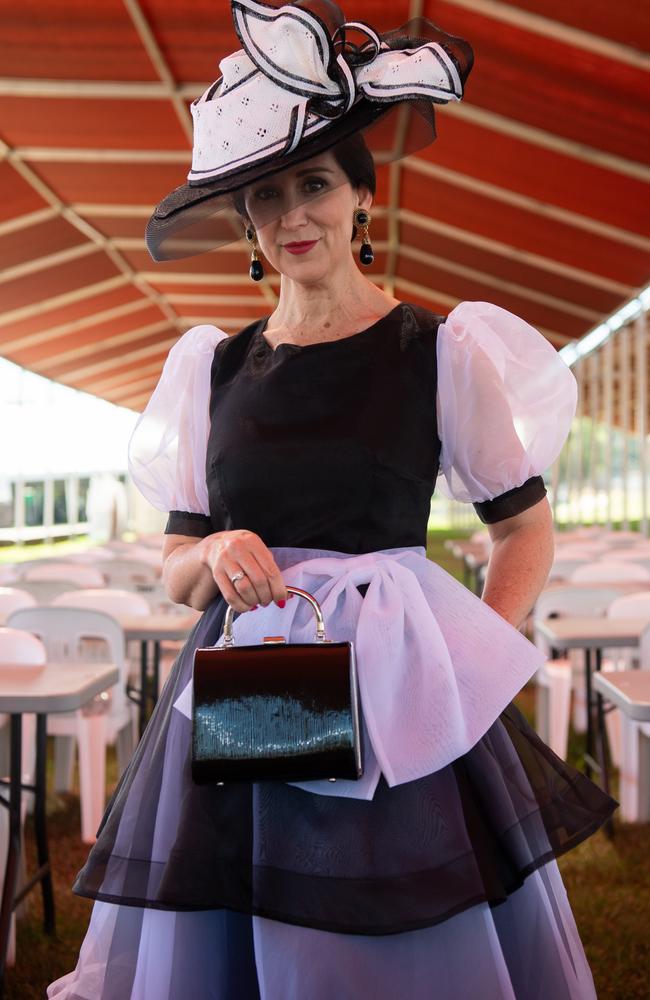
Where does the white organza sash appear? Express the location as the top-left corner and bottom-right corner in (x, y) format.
(174, 546), (544, 800)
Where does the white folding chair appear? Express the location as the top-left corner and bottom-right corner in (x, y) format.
(6, 580), (83, 605)
(533, 586), (620, 759)
(570, 561), (650, 584)
(7, 606), (134, 844)
(19, 563), (105, 588)
(99, 559), (159, 589)
(597, 591), (650, 774)
(0, 627), (46, 966)
(0, 588), (36, 626)
(547, 559), (590, 583)
(52, 588), (150, 729)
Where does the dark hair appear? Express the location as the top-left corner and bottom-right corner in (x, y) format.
(233, 131), (376, 240)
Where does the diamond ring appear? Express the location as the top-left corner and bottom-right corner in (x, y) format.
(230, 570), (246, 584)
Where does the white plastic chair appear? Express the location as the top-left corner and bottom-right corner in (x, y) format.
(547, 559), (590, 583)
(0, 567), (18, 586)
(599, 547), (650, 561)
(63, 550), (116, 564)
(570, 562), (650, 584)
(7, 606), (134, 844)
(0, 627), (46, 966)
(100, 559), (159, 589)
(52, 588), (150, 730)
(608, 639), (650, 822)
(5, 580), (83, 605)
(533, 586), (621, 760)
(52, 587), (150, 619)
(598, 592), (650, 774)
(19, 563), (105, 588)
(0, 588), (36, 626)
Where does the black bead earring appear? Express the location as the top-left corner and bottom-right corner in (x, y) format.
(353, 208), (374, 266)
(245, 225), (264, 281)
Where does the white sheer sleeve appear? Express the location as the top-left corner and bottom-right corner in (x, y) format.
(127, 325), (228, 523)
(436, 301), (577, 520)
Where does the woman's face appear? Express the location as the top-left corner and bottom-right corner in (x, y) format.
(242, 150), (372, 282)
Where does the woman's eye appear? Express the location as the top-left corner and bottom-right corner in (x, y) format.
(304, 177), (327, 193)
(254, 187), (279, 201)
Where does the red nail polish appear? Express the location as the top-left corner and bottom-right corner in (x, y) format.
(276, 599), (286, 608)
(250, 605), (258, 610)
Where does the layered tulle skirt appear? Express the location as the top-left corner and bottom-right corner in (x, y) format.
(48, 547), (617, 999)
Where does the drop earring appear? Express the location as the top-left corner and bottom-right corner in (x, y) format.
(245, 225), (264, 281)
(353, 208), (374, 266)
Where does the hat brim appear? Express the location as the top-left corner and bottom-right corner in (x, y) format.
(146, 98), (435, 261)
(145, 12), (474, 262)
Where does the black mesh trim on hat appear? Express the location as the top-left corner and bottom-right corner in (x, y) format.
(473, 476), (548, 525)
(145, 11), (474, 262)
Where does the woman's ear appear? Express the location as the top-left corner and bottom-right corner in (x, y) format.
(356, 183), (373, 212)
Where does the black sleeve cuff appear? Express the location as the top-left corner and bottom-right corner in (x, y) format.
(472, 475), (547, 525)
(164, 510), (214, 537)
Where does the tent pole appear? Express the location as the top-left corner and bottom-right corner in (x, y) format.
(603, 335), (614, 530)
(575, 358), (585, 527)
(620, 323), (631, 531)
(635, 312), (648, 538)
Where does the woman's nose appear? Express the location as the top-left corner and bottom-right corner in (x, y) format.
(278, 192), (310, 228)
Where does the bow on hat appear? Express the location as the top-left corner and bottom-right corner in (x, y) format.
(189, 0), (468, 184)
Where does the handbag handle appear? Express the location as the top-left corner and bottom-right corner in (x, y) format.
(220, 585), (327, 647)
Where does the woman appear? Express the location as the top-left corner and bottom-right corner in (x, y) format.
(49, 3), (616, 997)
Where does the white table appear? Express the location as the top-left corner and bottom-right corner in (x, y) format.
(0, 662), (119, 991)
(593, 670), (650, 721)
(534, 617), (650, 780)
(594, 671), (650, 824)
(120, 612), (200, 736)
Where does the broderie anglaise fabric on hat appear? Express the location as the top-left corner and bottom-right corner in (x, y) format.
(145, 0), (474, 261)
(191, 0), (466, 182)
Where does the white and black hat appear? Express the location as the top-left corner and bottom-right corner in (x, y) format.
(145, 0), (474, 261)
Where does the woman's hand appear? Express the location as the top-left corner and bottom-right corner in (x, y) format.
(199, 529), (288, 613)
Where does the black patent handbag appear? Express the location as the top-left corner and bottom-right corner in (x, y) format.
(191, 586), (363, 785)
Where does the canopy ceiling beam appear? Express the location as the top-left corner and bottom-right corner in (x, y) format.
(445, 0), (649, 70)
(85, 360), (177, 395)
(15, 148), (189, 164)
(406, 157), (650, 252)
(448, 104), (649, 184)
(58, 338), (180, 383)
(394, 274), (572, 346)
(398, 244), (604, 322)
(399, 209), (633, 296)
(0, 138), (181, 329)
(31, 319), (172, 370)
(1, 298), (154, 354)
(0, 275), (132, 329)
(123, 0), (193, 143)
(0, 241), (99, 286)
(0, 206), (59, 237)
(103, 374), (160, 402)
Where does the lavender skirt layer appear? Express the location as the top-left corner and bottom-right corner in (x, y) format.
(48, 546), (615, 998)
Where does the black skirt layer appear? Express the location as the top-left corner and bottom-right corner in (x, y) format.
(73, 593), (617, 937)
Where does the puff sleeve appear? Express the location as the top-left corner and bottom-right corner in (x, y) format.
(127, 324), (228, 537)
(435, 301), (577, 524)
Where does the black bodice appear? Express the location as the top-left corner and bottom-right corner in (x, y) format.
(206, 303), (441, 553)
(165, 302), (547, 546)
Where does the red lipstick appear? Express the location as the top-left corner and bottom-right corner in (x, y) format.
(283, 240), (318, 255)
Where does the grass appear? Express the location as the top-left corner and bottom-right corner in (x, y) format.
(4, 529), (649, 998)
